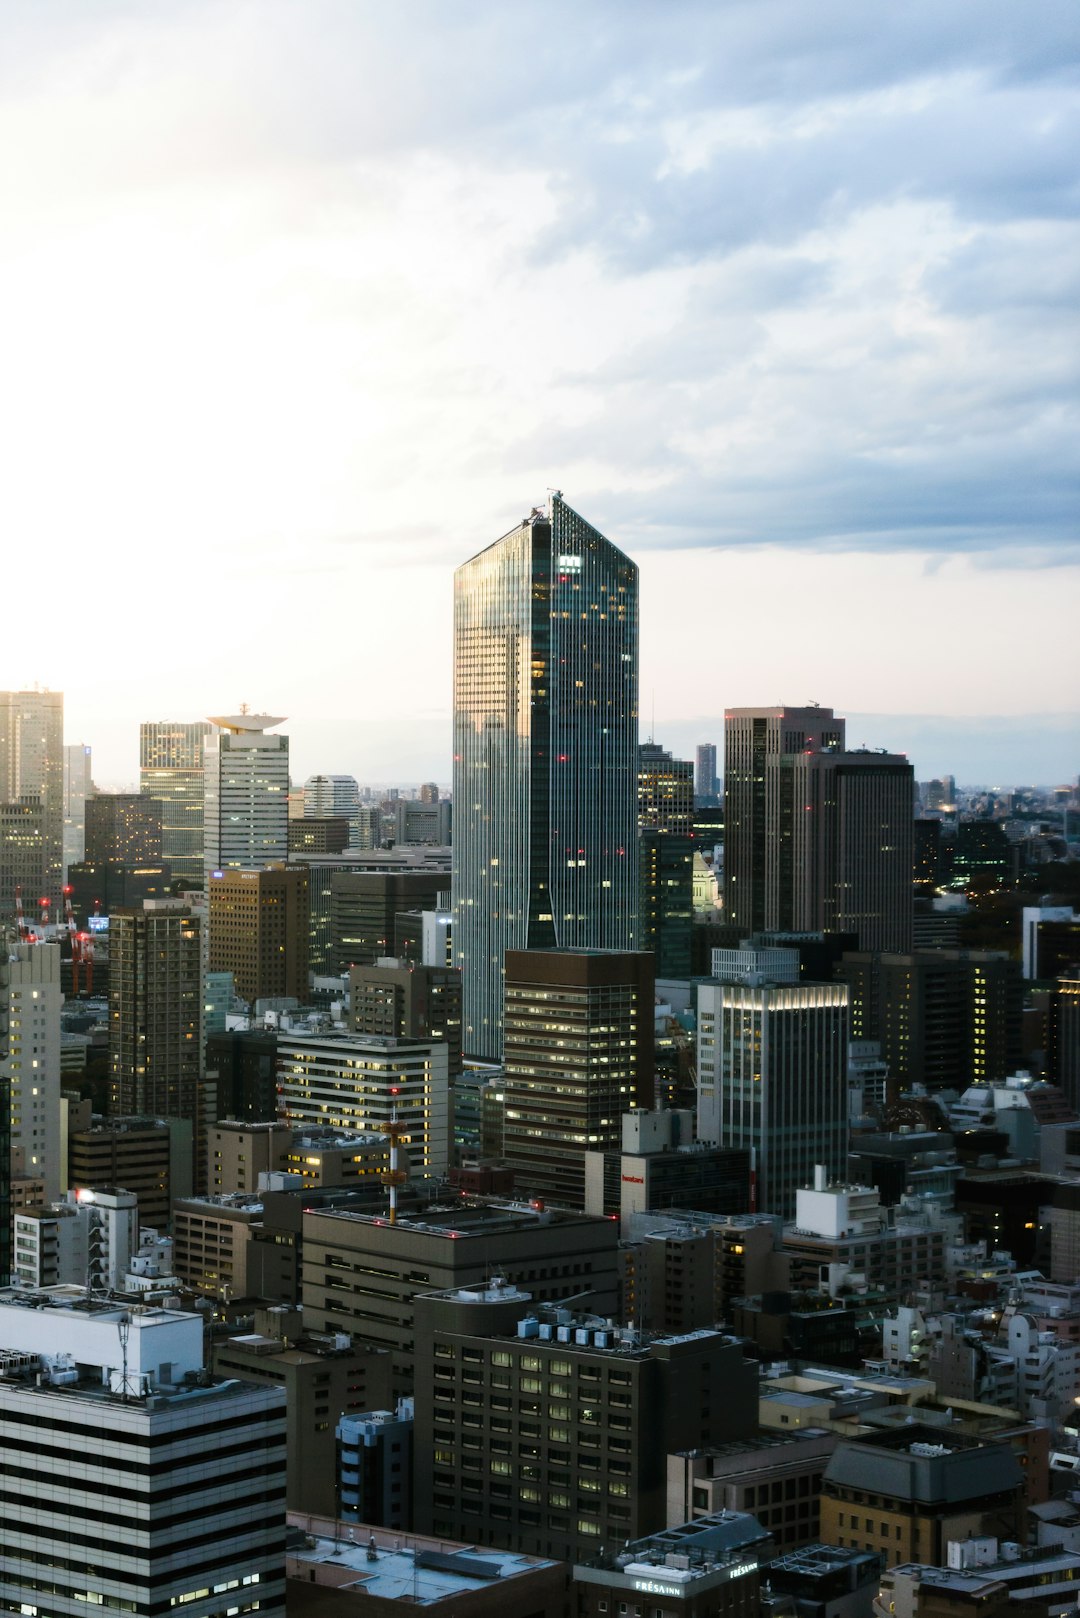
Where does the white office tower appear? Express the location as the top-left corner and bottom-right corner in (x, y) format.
(62, 742), (94, 872)
(277, 1031), (450, 1178)
(696, 978), (849, 1221)
(0, 1287), (286, 1618)
(2, 941), (63, 1200)
(203, 713), (289, 885)
(303, 773), (360, 829)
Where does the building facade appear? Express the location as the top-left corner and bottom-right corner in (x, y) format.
(108, 902), (204, 1121)
(139, 720), (212, 889)
(203, 713), (289, 886)
(207, 865), (310, 1007)
(0, 688), (64, 911)
(452, 494), (640, 1061)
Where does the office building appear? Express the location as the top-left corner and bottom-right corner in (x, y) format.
(392, 798), (452, 846)
(203, 712), (289, 885)
(697, 978), (849, 1220)
(207, 1119), (292, 1194)
(501, 948), (654, 1207)
(3, 940), (62, 1199)
(820, 1425), (1024, 1568)
(206, 1029), (279, 1123)
(139, 719), (213, 888)
(412, 1283), (757, 1561)
(0, 798), (46, 926)
(639, 741), (694, 978)
(452, 493), (640, 1061)
(838, 950), (1023, 1092)
(1048, 978), (1080, 1110)
(0, 687), (64, 910)
(66, 857), (173, 927)
(277, 1030), (450, 1178)
(84, 793), (162, 866)
(696, 742), (719, 802)
(208, 865), (311, 1007)
(784, 748), (914, 951)
(0, 951), (9, 1279)
(724, 705), (845, 935)
(574, 1514), (768, 1618)
(337, 1398), (414, 1529)
(330, 869), (445, 972)
(349, 958), (462, 1080)
(287, 816), (350, 855)
(303, 774), (360, 835)
(584, 1109), (751, 1228)
(0, 1287), (286, 1618)
(1022, 905), (1080, 982)
(211, 1304), (393, 1517)
(670, 1432), (839, 1551)
(62, 742), (93, 873)
(302, 1200), (620, 1393)
(108, 901), (203, 1120)
(69, 1116), (192, 1231)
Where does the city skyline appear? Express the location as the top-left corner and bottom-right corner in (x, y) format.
(0, 2), (1076, 786)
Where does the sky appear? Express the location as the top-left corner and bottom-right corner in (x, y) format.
(0, 0), (1077, 788)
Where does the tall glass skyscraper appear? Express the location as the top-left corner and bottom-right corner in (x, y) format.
(140, 720), (212, 887)
(452, 493), (639, 1060)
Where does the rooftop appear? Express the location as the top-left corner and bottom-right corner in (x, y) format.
(287, 1529), (556, 1606)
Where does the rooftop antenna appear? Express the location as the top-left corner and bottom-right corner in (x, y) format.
(117, 1315), (130, 1403)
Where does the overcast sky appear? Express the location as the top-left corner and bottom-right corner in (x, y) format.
(1, 0), (1077, 786)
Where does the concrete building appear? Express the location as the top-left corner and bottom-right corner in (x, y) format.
(669, 1430), (839, 1551)
(392, 798), (452, 847)
(0, 798), (47, 928)
(821, 1425), (1025, 1568)
(62, 741), (93, 873)
(140, 719), (213, 888)
(288, 816), (350, 856)
(452, 494), (640, 1062)
(285, 1522), (565, 1618)
(696, 742), (719, 802)
(12, 1187), (139, 1289)
(723, 705), (845, 936)
(572, 1512), (769, 1618)
(84, 793), (162, 865)
(330, 868), (447, 974)
(70, 1116), (192, 1231)
(349, 958), (462, 1080)
(697, 979), (850, 1220)
(277, 1031), (450, 1180)
(203, 712), (289, 886)
(280, 1128), (394, 1189)
(0, 687), (64, 912)
(837, 950), (1022, 1093)
(108, 901), (203, 1120)
(208, 865), (311, 1007)
(337, 1397), (414, 1528)
(301, 1200), (621, 1393)
(1022, 906), (1080, 982)
(584, 1108), (751, 1229)
(0, 1286), (286, 1618)
(3, 939), (62, 1199)
(412, 1282), (758, 1562)
(501, 948), (655, 1207)
(207, 1118), (293, 1194)
(783, 1169), (950, 1303)
(211, 1304), (393, 1517)
(173, 1192), (297, 1302)
(206, 1029), (279, 1123)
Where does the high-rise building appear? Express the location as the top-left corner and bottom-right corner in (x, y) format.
(697, 979), (850, 1220)
(452, 493), (640, 1061)
(0, 951), (10, 1280)
(639, 741), (694, 978)
(0, 688), (64, 912)
(84, 792), (163, 866)
(349, 958), (462, 1079)
(69, 1116), (193, 1231)
(0, 1287), (287, 1618)
(203, 712), (289, 886)
(695, 742), (719, 801)
(723, 707), (912, 952)
(303, 774), (360, 846)
(207, 865), (311, 1007)
(723, 705), (845, 935)
(139, 719), (212, 889)
(501, 948), (654, 1207)
(784, 749), (914, 952)
(2, 941), (62, 1200)
(330, 868), (446, 972)
(62, 742), (93, 873)
(108, 902), (203, 1121)
(0, 800), (46, 927)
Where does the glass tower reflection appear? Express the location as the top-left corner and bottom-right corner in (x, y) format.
(452, 494), (639, 1060)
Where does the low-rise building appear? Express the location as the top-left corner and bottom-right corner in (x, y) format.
(337, 1397), (414, 1529)
(668, 1431), (839, 1551)
(572, 1512), (769, 1618)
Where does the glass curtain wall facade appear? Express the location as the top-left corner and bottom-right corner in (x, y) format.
(453, 495), (639, 1061)
(140, 721), (212, 887)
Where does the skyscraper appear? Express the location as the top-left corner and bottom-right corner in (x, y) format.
(697, 978), (849, 1220)
(0, 688), (63, 911)
(638, 741), (694, 978)
(723, 705), (845, 935)
(695, 742), (718, 801)
(202, 712), (289, 885)
(109, 901), (203, 1119)
(62, 742), (93, 873)
(452, 493), (639, 1060)
(140, 720), (212, 888)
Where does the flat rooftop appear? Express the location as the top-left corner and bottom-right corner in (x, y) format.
(311, 1200), (606, 1237)
(288, 1532), (555, 1605)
